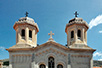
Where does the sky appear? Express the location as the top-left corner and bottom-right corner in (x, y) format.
(0, 0), (102, 60)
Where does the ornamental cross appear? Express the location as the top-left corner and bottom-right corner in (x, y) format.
(74, 11), (79, 17)
(25, 12), (29, 17)
(48, 31), (54, 38)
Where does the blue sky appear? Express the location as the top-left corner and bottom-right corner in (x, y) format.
(0, 0), (102, 60)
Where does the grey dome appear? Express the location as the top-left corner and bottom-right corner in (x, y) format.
(19, 17), (35, 23)
(67, 17), (89, 27)
(14, 17), (39, 33)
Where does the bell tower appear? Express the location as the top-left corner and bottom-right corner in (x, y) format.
(65, 12), (89, 48)
(13, 12), (39, 47)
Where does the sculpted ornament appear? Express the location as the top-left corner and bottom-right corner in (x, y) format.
(35, 48), (67, 57)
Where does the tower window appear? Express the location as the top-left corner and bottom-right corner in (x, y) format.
(71, 31), (74, 38)
(77, 30), (81, 39)
(29, 30), (32, 40)
(21, 29), (25, 39)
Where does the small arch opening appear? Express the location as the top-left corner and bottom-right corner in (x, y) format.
(29, 30), (32, 40)
(77, 30), (81, 39)
(21, 29), (25, 39)
(57, 64), (63, 68)
(39, 64), (46, 68)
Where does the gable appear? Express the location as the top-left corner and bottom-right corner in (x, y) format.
(35, 41), (68, 52)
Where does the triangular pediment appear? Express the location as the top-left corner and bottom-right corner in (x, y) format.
(34, 41), (96, 53)
(35, 41), (68, 51)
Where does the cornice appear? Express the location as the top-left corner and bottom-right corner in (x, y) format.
(6, 41), (96, 53)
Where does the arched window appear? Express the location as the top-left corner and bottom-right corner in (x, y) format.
(71, 31), (74, 38)
(39, 64), (46, 68)
(57, 64), (63, 68)
(21, 29), (25, 39)
(77, 30), (81, 39)
(48, 57), (54, 68)
(29, 30), (32, 40)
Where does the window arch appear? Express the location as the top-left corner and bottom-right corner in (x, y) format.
(48, 57), (54, 68)
(29, 30), (32, 40)
(57, 64), (63, 68)
(77, 30), (81, 39)
(21, 29), (25, 39)
(39, 64), (46, 68)
(71, 31), (74, 38)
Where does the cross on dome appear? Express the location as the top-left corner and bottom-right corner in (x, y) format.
(48, 31), (54, 39)
(74, 11), (79, 17)
(25, 12), (29, 17)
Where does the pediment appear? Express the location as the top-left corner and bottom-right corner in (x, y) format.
(35, 41), (68, 51)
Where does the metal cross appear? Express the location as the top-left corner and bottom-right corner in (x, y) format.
(74, 11), (79, 17)
(25, 12), (29, 17)
(48, 31), (54, 38)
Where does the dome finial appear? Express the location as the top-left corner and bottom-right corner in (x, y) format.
(74, 11), (79, 17)
(25, 11), (29, 17)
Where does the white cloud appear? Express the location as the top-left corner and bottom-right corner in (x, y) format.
(98, 59), (102, 61)
(0, 46), (5, 51)
(93, 52), (102, 57)
(93, 52), (102, 61)
(99, 31), (102, 33)
(89, 15), (102, 29)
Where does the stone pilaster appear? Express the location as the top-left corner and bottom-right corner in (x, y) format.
(74, 29), (77, 43)
(9, 53), (12, 68)
(67, 65), (71, 68)
(16, 31), (18, 43)
(31, 62), (35, 68)
(90, 56), (93, 68)
(9, 64), (12, 68)
(85, 31), (87, 43)
(67, 54), (71, 68)
(35, 34), (37, 47)
(18, 28), (21, 43)
(32, 30), (35, 43)
(67, 31), (70, 46)
(25, 27), (29, 43)
(81, 28), (84, 42)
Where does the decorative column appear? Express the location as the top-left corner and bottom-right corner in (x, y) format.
(35, 34), (37, 46)
(9, 53), (13, 68)
(74, 29), (77, 43)
(31, 53), (35, 68)
(18, 28), (21, 43)
(67, 31), (70, 46)
(32, 30), (35, 43)
(67, 54), (71, 68)
(90, 55), (93, 68)
(16, 31), (18, 43)
(85, 31), (87, 43)
(81, 28), (84, 42)
(25, 27), (29, 42)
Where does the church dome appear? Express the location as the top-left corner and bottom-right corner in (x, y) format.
(65, 17), (89, 33)
(19, 17), (34, 21)
(67, 17), (89, 27)
(18, 17), (35, 24)
(13, 16), (39, 33)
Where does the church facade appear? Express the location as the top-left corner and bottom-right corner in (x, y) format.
(6, 13), (96, 68)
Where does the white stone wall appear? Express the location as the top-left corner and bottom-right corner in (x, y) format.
(9, 51), (33, 68)
(9, 45), (93, 68)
